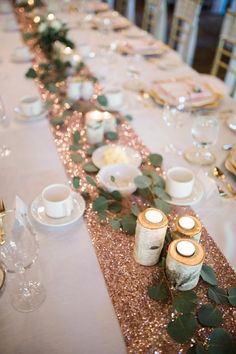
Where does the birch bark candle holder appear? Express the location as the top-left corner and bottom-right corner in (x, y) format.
(103, 111), (117, 133)
(85, 110), (104, 145)
(166, 239), (205, 291)
(134, 208), (168, 266)
(171, 215), (202, 243)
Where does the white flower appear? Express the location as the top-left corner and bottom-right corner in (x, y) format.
(38, 22), (47, 33)
(51, 20), (62, 31)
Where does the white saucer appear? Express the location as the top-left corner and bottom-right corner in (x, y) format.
(31, 192), (85, 227)
(163, 179), (204, 206)
(14, 106), (47, 122)
(11, 53), (34, 63)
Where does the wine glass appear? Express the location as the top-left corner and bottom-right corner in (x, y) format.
(0, 97), (11, 157)
(162, 95), (191, 155)
(0, 210), (46, 312)
(184, 114), (219, 166)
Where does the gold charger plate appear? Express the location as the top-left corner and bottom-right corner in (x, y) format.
(149, 77), (223, 111)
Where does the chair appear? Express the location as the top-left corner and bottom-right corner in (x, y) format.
(115, 0), (136, 22)
(142, 0), (167, 42)
(169, 0), (202, 66)
(211, 9), (236, 97)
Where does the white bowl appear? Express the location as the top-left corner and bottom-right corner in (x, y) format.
(97, 163), (142, 196)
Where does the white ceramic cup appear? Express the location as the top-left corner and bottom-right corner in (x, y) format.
(81, 81), (94, 100)
(105, 89), (123, 110)
(20, 96), (43, 117)
(42, 184), (74, 219)
(67, 81), (82, 101)
(166, 167), (195, 199)
(14, 46), (31, 60)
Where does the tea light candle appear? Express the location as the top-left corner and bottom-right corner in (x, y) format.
(103, 111), (116, 133)
(69, 54), (81, 68)
(33, 15), (41, 24)
(134, 208), (168, 266)
(171, 215), (202, 243)
(178, 216), (195, 230)
(176, 240), (195, 257)
(145, 209), (163, 223)
(85, 110), (104, 145)
(47, 13), (55, 21)
(166, 239), (205, 291)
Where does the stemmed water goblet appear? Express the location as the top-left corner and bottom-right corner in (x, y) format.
(0, 97), (11, 157)
(0, 209), (46, 312)
(162, 95), (191, 155)
(184, 114), (219, 166)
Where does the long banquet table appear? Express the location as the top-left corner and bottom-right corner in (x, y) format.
(0, 3), (236, 354)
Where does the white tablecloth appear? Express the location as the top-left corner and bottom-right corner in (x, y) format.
(0, 6), (235, 354)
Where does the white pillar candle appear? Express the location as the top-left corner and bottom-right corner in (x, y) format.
(166, 239), (204, 291)
(103, 111), (116, 133)
(134, 208), (168, 266)
(85, 110), (104, 145)
(81, 80), (94, 100)
(171, 215), (202, 243)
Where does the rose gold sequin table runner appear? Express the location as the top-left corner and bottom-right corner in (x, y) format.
(16, 9), (236, 354)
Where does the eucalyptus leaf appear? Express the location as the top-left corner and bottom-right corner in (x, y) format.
(167, 313), (197, 344)
(131, 204), (140, 217)
(186, 344), (207, 354)
(121, 214), (136, 235)
(200, 264), (218, 286)
(228, 287), (236, 307)
(71, 153), (83, 164)
(39, 63), (51, 70)
(45, 82), (57, 93)
(86, 146), (97, 156)
(93, 196), (109, 213)
(62, 110), (72, 117)
(25, 67), (37, 79)
(110, 190), (122, 201)
(23, 32), (34, 41)
(45, 99), (54, 108)
(50, 117), (65, 126)
(73, 131), (81, 145)
(208, 286), (228, 305)
(109, 218), (121, 230)
(135, 187), (150, 199)
(148, 282), (168, 301)
(83, 162), (99, 173)
(124, 114), (133, 122)
(116, 117), (121, 125)
(197, 304), (223, 327)
(143, 170), (165, 188)
(72, 176), (81, 189)
(86, 175), (97, 187)
(134, 175), (152, 189)
(98, 211), (107, 220)
(149, 153), (163, 167)
(173, 290), (198, 313)
(154, 199), (171, 215)
(208, 328), (236, 354)
(108, 202), (122, 213)
(152, 186), (171, 201)
(70, 144), (81, 151)
(105, 131), (118, 141)
(76, 61), (84, 72)
(97, 95), (108, 106)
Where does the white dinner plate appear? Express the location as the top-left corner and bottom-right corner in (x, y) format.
(163, 179), (204, 206)
(31, 192), (85, 228)
(14, 106), (47, 122)
(92, 144), (142, 169)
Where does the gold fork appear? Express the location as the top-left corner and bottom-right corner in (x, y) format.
(0, 200), (6, 245)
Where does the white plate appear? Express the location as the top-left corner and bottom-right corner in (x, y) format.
(11, 53), (34, 63)
(163, 179), (204, 206)
(31, 192), (85, 227)
(14, 106), (47, 122)
(92, 144), (142, 169)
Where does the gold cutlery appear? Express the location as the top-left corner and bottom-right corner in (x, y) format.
(0, 200), (6, 245)
(213, 167), (236, 196)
